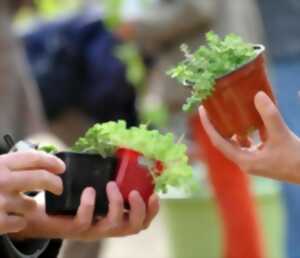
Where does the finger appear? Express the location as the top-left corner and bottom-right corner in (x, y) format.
(0, 165), (10, 175)
(4, 194), (37, 215)
(199, 106), (244, 162)
(73, 187), (96, 233)
(106, 182), (124, 227)
(254, 92), (288, 141)
(0, 214), (27, 233)
(0, 151), (65, 174)
(126, 191), (146, 235)
(10, 170), (63, 195)
(143, 194), (160, 229)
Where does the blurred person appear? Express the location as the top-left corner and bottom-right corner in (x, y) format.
(0, 1), (159, 258)
(256, 1), (300, 257)
(22, 11), (138, 145)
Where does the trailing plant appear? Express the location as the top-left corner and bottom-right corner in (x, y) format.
(168, 31), (256, 111)
(72, 121), (193, 193)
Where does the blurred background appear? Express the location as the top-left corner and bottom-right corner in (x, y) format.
(4, 0), (300, 257)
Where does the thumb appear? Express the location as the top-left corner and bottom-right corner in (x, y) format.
(254, 91), (288, 141)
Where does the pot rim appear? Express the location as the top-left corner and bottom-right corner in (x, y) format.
(216, 44), (265, 81)
(55, 151), (115, 159)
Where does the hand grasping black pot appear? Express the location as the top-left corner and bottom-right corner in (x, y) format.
(16, 182), (159, 241)
(0, 151), (64, 235)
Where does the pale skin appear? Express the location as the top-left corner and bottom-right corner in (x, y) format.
(199, 91), (300, 184)
(0, 151), (159, 241)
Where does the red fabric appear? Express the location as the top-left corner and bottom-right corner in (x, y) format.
(189, 115), (265, 258)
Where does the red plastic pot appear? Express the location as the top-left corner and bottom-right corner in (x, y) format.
(116, 148), (163, 204)
(203, 45), (275, 139)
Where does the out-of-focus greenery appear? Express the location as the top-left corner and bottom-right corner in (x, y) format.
(102, 0), (149, 29)
(102, 0), (124, 29)
(103, 0), (148, 91)
(15, 0), (81, 25)
(115, 43), (146, 90)
(34, 0), (80, 18)
(102, 0), (170, 127)
(140, 105), (170, 128)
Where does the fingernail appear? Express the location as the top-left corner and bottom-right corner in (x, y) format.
(107, 181), (118, 191)
(85, 187), (96, 206)
(130, 190), (140, 200)
(57, 159), (66, 173)
(255, 91), (268, 102)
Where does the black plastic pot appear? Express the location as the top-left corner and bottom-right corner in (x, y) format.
(46, 152), (118, 216)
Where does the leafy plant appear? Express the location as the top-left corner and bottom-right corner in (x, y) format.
(72, 120), (193, 193)
(168, 31), (256, 111)
(39, 144), (58, 154)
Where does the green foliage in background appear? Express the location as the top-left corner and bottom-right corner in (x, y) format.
(168, 31), (256, 111)
(34, 0), (79, 18)
(140, 104), (170, 128)
(103, 0), (148, 91)
(102, 0), (124, 29)
(39, 144), (58, 154)
(115, 43), (146, 90)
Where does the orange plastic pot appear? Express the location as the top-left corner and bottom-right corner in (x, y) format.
(203, 45), (275, 139)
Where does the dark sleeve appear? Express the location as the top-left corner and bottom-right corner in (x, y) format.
(0, 236), (61, 258)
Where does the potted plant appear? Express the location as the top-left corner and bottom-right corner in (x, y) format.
(40, 120), (193, 215)
(168, 31), (275, 139)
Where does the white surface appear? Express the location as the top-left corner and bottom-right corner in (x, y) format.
(102, 212), (171, 258)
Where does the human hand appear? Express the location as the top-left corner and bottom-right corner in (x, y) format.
(0, 151), (64, 234)
(19, 182), (160, 241)
(199, 91), (300, 183)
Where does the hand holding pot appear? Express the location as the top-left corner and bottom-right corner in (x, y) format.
(199, 91), (300, 184)
(18, 182), (159, 241)
(0, 151), (64, 235)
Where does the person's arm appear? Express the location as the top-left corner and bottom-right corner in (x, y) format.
(199, 91), (300, 184)
(127, 0), (217, 53)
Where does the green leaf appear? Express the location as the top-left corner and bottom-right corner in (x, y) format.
(38, 145), (58, 154)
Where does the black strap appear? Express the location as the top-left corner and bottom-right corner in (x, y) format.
(0, 235), (50, 258)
